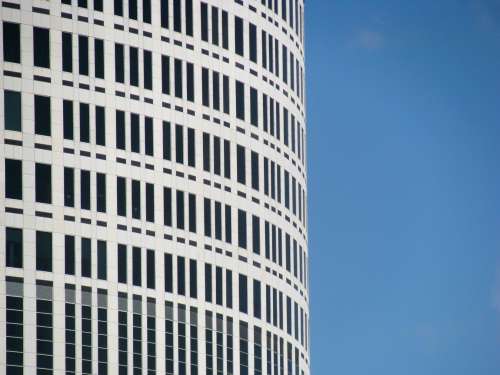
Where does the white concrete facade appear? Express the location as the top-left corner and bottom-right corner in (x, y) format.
(0, 1), (308, 374)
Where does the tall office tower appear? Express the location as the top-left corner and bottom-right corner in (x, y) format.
(0, 1), (308, 374)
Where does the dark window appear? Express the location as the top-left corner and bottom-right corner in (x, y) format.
(6, 227), (22, 268)
(174, 59), (183, 98)
(164, 253), (173, 292)
(97, 240), (107, 280)
(189, 259), (197, 298)
(175, 124), (184, 163)
(202, 68), (210, 107)
(177, 256), (185, 295)
(161, 55), (170, 94)
(114, 0), (123, 15)
(187, 62), (194, 102)
(129, 0), (137, 19)
(215, 201), (222, 240)
(163, 121), (171, 160)
(63, 100), (73, 140)
(94, 0), (103, 11)
(224, 140), (231, 179)
(33, 27), (50, 68)
(34, 95), (51, 136)
(253, 280), (261, 319)
(95, 105), (105, 146)
(213, 136), (221, 175)
(226, 269), (233, 308)
(143, 0), (152, 23)
(200, 3), (208, 41)
(237, 145), (246, 184)
(176, 190), (185, 229)
(79, 102), (90, 142)
(222, 10), (229, 49)
(4, 90), (21, 132)
(188, 193), (197, 233)
(203, 133), (210, 172)
(225, 204), (232, 244)
(235, 16), (244, 56)
(80, 170), (91, 210)
(251, 151), (259, 190)
(64, 167), (74, 207)
(173, 0), (181, 32)
(249, 23), (257, 63)
(204, 264), (212, 302)
(95, 39), (104, 79)
(147, 249), (155, 289)
(133, 247), (141, 286)
(78, 35), (88, 75)
(35, 163), (51, 204)
(145, 116), (154, 156)
(5, 159), (22, 200)
(130, 47), (139, 86)
(252, 215), (260, 254)
(81, 238), (91, 277)
(213, 71), (220, 110)
(187, 127), (195, 167)
(216, 266), (223, 305)
(65, 235), (75, 275)
(211, 6), (219, 45)
(132, 180), (141, 219)
(36, 231), (52, 272)
(117, 176), (127, 216)
(3, 22), (20, 63)
(204, 198), (211, 237)
(115, 43), (124, 83)
(250, 87), (258, 126)
(163, 187), (172, 226)
(223, 75), (230, 114)
(236, 80), (245, 120)
(146, 183), (154, 222)
(238, 209), (247, 249)
(116, 110), (126, 149)
(161, 0), (169, 28)
(144, 50), (152, 90)
(117, 244), (127, 283)
(239, 274), (248, 313)
(131, 113), (140, 153)
(62, 32), (73, 72)
(96, 172), (106, 212)
(185, 0), (193, 36)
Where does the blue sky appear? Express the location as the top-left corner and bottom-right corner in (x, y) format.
(306, 1), (500, 374)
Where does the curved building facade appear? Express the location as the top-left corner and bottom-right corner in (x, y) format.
(0, 0), (308, 374)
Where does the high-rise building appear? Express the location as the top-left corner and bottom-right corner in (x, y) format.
(0, 1), (308, 374)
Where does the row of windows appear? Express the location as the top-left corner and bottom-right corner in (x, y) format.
(5, 279), (306, 375)
(4, 230), (309, 349)
(3, 18), (305, 107)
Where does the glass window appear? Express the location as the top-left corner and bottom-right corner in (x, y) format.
(65, 235), (75, 275)
(222, 10), (229, 49)
(3, 22), (20, 63)
(174, 59), (183, 98)
(95, 38), (104, 79)
(238, 209), (247, 249)
(175, 124), (184, 163)
(95, 105), (105, 146)
(252, 215), (260, 254)
(146, 249), (155, 289)
(132, 180), (141, 219)
(226, 269), (233, 308)
(114, 0), (123, 15)
(211, 6), (219, 45)
(161, 0), (169, 28)
(204, 198), (211, 237)
(64, 167), (74, 207)
(63, 100), (73, 140)
(96, 172), (106, 212)
(35, 163), (51, 204)
(249, 23), (257, 63)
(116, 110), (125, 150)
(163, 121), (171, 160)
(143, 0), (152, 23)
(176, 190), (185, 229)
(216, 266), (223, 305)
(212, 71), (220, 110)
(131, 113), (140, 153)
(62, 32), (72, 72)
(36, 231), (52, 272)
(80, 170), (90, 210)
(213, 136), (221, 175)
(215, 201), (222, 240)
(237, 145), (246, 184)
(177, 256), (185, 295)
(163, 187), (172, 226)
(236, 80), (245, 120)
(161, 55), (170, 95)
(117, 176), (127, 216)
(224, 140), (231, 179)
(33, 27), (50, 68)
(6, 227), (23, 268)
(130, 47), (139, 86)
(202, 68), (210, 107)
(188, 193), (196, 233)
(4, 90), (21, 131)
(115, 43), (124, 83)
(145, 116), (154, 156)
(133, 247), (141, 286)
(187, 127), (195, 167)
(250, 87), (258, 127)
(205, 263), (212, 302)
(173, 0), (181, 32)
(144, 50), (152, 90)
(185, 0), (193, 36)
(5, 159), (22, 200)
(203, 133), (210, 172)
(117, 244), (127, 283)
(187, 62), (194, 102)
(146, 183), (154, 222)
(79, 103), (90, 143)
(223, 75), (230, 114)
(78, 35), (89, 75)
(235, 16), (244, 56)
(94, 0), (103, 11)
(35, 95), (51, 136)
(164, 253), (173, 292)
(200, 3), (208, 41)
(81, 238), (91, 277)
(239, 274), (248, 313)
(251, 151), (259, 190)
(189, 259), (197, 298)
(129, 0), (138, 19)
(225, 204), (232, 244)
(253, 279), (261, 319)
(97, 240), (107, 280)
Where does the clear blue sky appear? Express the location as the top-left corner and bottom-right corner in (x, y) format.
(306, 1), (500, 374)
